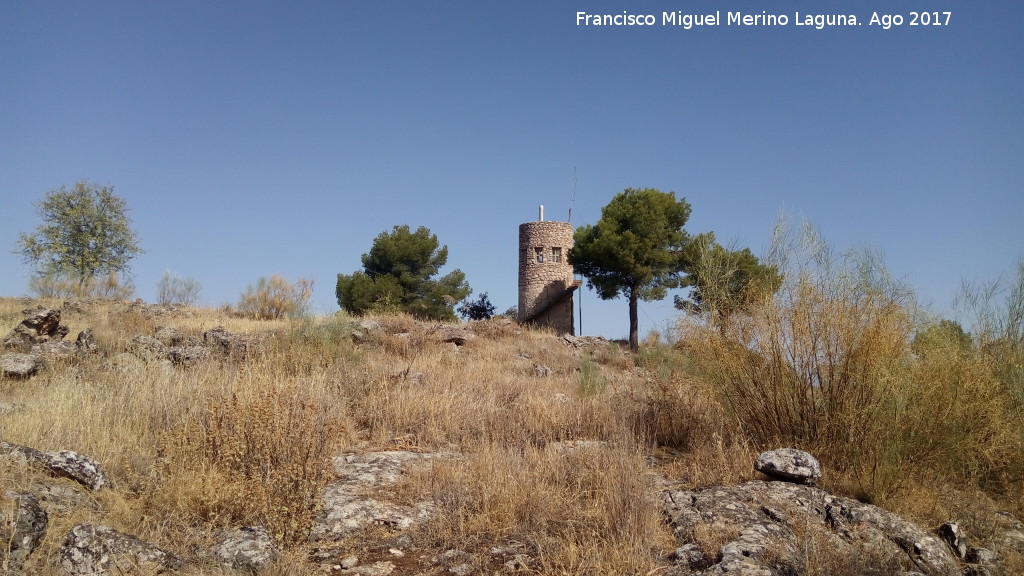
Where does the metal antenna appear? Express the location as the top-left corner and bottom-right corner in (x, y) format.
(567, 167), (577, 223)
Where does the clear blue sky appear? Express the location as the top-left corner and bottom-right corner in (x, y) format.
(2, 1), (1021, 339)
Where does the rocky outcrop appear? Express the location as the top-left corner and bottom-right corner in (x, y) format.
(1, 353), (43, 378)
(203, 326), (260, 359)
(212, 525), (279, 572)
(3, 308), (69, 351)
(0, 491), (48, 572)
(1, 441), (107, 491)
(167, 345), (210, 367)
(662, 480), (962, 576)
(59, 523), (183, 575)
(313, 451), (446, 541)
(754, 448), (822, 485)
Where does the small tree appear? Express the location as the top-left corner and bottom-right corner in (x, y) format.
(674, 232), (782, 329)
(156, 270), (202, 306)
(238, 275), (314, 320)
(336, 225), (471, 321)
(458, 292), (496, 321)
(16, 181), (143, 297)
(569, 188), (692, 351)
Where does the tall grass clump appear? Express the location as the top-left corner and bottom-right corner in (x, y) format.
(681, 218), (1022, 503)
(154, 377), (346, 546)
(958, 258), (1024, 413)
(409, 440), (672, 574)
(237, 275), (314, 320)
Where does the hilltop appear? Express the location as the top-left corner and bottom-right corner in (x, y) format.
(1, 297), (1022, 575)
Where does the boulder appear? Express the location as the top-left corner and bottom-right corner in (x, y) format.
(31, 340), (76, 358)
(937, 522), (968, 559)
(436, 326), (475, 347)
(203, 326), (260, 359)
(213, 525), (279, 572)
(3, 308), (69, 351)
(153, 326), (185, 346)
(754, 448), (822, 485)
(75, 328), (98, 353)
(130, 334), (168, 359)
(1, 441), (107, 491)
(313, 451), (448, 541)
(59, 523), (183, 575)
(0, 491), (48, 572)
(662, 481), (961, 576)
(1, 353), (43, 378)
(167, 345), (210, 367)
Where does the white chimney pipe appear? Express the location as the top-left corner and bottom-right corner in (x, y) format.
(539, 205), (544, 221)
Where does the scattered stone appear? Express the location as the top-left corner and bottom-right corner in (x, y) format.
(532, 363), (552, 377)
(345, 561), (394, 576)
(662, 481), (961, 576)
(0, 491), (48, 572)
(340, 555), (359, 569)
(61, 300), (88, 314)
(3, 308), (69, 351)
(167, 345), (210, 367)
(437, 326), (475, 347)
(75, 328), (97, 353)
(357, 319), (382, 333)
(130, 334), (168, 359)
(670, 543), (705, 570)
(754, 448), (823, 485)
(313, 451), (448, 541)
(1, 441), (107, 491)
(153, 326), (186, 346)
(0, 402), (25, 415)
(31, 340), (76, 358)
(59, 523), (183, 575)
(213, 525), (279, 573)
(29, 480), (99, 516)
(437, 549), (472, 573)
(561, 334), (609, 349)
(203, 326), (259, 358)
(937, 521), (968, 559)
(1, 353), (43, 378)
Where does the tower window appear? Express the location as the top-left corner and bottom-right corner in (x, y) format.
(551, 247), (562, 263)
(535, 247), (544, 263)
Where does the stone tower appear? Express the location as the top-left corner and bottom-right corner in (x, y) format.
(518, 206), (579, 335)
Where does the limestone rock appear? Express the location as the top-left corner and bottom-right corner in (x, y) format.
(3, 308), (69, 351)
(937, 521), (968, 559)
(130, 334), (168, 359)
(203, 326), (259, 358)
(167, 345), (210, 367)
(213, 525), (279, 572)
(75, 329), (97, 353)
(313, 451), (447, 541)
(1, 353), (43, 378)
(437, 326), (475, 347)
(31, 340), (76, 358)
(153, 326), (186, 346)
(59, 523), (183, 575)
(662, 481), (961, 576)
(1, 441), (107, 491)
(754, 448), (822, 485)
(0, 491), (48, 572)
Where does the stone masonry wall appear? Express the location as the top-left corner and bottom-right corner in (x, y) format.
(518, 221), (575, 334)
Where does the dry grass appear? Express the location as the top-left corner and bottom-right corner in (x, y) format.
(2, 287), (1024, 574)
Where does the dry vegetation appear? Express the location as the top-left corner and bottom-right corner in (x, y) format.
(2, 244), (1023, 575)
